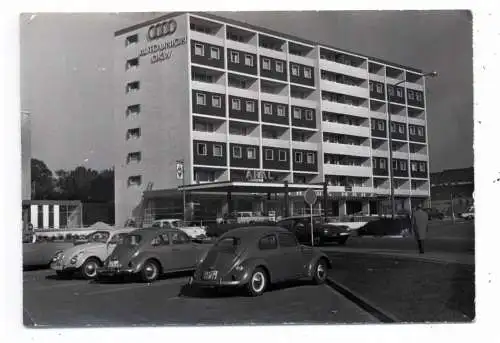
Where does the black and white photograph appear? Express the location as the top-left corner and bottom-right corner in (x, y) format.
(2, 0), (499, 339)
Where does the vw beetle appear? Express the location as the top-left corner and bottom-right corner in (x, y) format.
(50, 228), (134, 279)
(189, 226), (332, 296)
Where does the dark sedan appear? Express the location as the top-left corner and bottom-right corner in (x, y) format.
(96, 227), (207, 282)
(276, 216), (350, 246)
(189, 226), (332, 296)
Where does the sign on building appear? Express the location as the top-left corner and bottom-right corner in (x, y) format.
(176, 161), (184, 180)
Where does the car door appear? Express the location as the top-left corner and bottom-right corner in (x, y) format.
(277, 232), (305, 279)
(169, 231), (198, 270)
(148, 233), (174, 272)
(257, 234), (284, 281)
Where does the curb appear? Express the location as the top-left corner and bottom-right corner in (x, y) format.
(325, 277), (399, 323)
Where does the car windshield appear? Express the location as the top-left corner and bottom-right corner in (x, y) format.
(170, 220), (185, 228)
(214, 237), (241, 253)
(120, 234), (142, 246)
(88, 231), (110, 243)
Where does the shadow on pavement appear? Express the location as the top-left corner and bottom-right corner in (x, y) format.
(446, 264), (475, 321)
(91, 270), (193, 285)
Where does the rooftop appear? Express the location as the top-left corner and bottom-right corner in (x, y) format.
(115, 11), (423, 73)
(430, 167), (474, 186)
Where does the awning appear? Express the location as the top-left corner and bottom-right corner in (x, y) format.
(177, 181), (323, 193)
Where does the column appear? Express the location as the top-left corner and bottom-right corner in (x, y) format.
(362, 200), (370, 215)
(227, 192), (233, 214)
(339, 200), (347, 217)
(322, 182), (328, 216)
(284, 181), (289, 217)
(30, 204), (38, 229)
(403, 198), (412, 213)
(42, 204), (49, 229)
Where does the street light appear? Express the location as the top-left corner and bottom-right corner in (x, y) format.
(387, 71), (437, 219)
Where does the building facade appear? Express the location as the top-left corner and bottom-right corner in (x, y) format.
(114, 12), (431, 225)
(431, 167), (474, 216)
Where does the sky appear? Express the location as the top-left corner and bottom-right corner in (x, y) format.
(20, 11), (473, 173)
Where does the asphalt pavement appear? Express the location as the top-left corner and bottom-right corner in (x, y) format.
(23, 268), (377, 327)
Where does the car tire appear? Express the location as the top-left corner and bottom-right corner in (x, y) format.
(80, 257), (101, 280)
(141, 259), (160, 283)
(246, 267), (268, 297)
(312, 259), (328, 285)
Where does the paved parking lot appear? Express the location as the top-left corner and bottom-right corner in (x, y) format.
(23, 268), (377, 327)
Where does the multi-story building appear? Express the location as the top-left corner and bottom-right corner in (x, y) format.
(113, 12), (431, 225)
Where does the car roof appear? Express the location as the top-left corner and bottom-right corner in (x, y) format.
(222, 226), (289, 239)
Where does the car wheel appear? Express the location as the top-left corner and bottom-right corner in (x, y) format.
(80, 258), (101, 280)
(337, 236), (348, 246)
(312, 259), (328, 285)
(246, 267), (268, 297)
(141, 259), (160, 283)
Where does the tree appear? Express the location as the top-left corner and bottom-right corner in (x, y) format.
(31, 158), (54, 199)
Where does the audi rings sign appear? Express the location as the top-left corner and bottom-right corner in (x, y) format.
(147, 20), (177, 41)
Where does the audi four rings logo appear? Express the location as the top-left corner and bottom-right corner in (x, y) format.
(148, 20), (177, 40)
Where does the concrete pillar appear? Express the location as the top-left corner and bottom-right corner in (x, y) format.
(362, 200), (370, 215)
(42, 204), (49, 229)
(53, 205), (60, 229)
(227, 192), (233, 214)
(403, 198), (412, 213)
(339, 200), (347, 217)
(252, 198), (264, 214)
(284, 181), (290, 217)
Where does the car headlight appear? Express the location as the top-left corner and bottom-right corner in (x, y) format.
(70, 251), (85, 264)
(52, 251), (63, 262)
(235, 265), (244, 272)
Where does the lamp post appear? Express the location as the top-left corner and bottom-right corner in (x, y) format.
(386, 71), (437, 219)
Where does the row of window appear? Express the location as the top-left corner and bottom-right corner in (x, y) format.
(373, 158), (427, 172)
(369, 83), (423, 101)
(293, 108), (314, 121)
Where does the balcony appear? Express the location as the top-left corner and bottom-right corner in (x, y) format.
(321, 121), (370, 137)
(320, 80), (368, 99)
(291, 141), (319, 151)
(323, 164), (372, 177)
(319, 59), (368, 80)
(405, 81), (424, 92)
(289, 53), (316, 67)
(390, 114), (407, 124)
(371, 149), (389, 158)
(290, 97), (317, 109)
(323, 142), (371, 157)
(190, 30), (224, 47)
(410, 152), (428, 161)
(192, 131), (227, 143)
(228, 134), (260, 146)
(321, 101), (369, 117)
(260, 92), (289, 105)
(369, 111), (387, 120)
(394, 188), (411, 196)
(258, 46), (287, 61)
(191, 80), (226, 94)
(227, 86), (258, 100)
(411, 188), (429, 196)
(369, 73), (385, 83)
(226, 39), (258, 54)
(408, 116), (426, 126)
(262, 137), (290, 149)
(392, 151), (409, 159)
(373, 187), (390, 195)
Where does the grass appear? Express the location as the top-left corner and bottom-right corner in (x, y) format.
(326, 252), (475, 323)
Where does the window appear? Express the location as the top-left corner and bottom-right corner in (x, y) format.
(306, 152), (315, 164)
(127, 152), (141, 164)
(278, 232), (298, 247)
(229, 98), (242, 112)
(277, 105), (285, 117)
(372, 158), (378, 168)
(159, 234), (170, 245)
(400, 161), (407, 171)
(376, 84), (383, 93)
(210, 47), (220, 60)
(408, 90), (415, 100)
(388, 86), (394, 96)
(197, 143), (207, 156)
(377, 121), (385, 131)
(230, 51), (239, 63)
(392, 160), (398, 170)
(371, 119), (376, 128)
(291, 64), (299, 76)
(194, 43), (204, 56)
(245, 101), (255, 112)
(369, 82), (374, 92)
(126, 128), (141, 140)
(276, 61), (284, 73)
(171, 231), (190, 245)
(126, 81), (140, 93)
(262, 58), (271, 70)
(380, 159), (387, 169)
(213, 144), (223, 157)
(127, 176), (141, 187)
(212, 95), (221, 108)
(233, 146), (242, 159)
(293, 108), (301, 119)
(126, 58), (139, 70)
(409, 126), (416, 135)
(305, 109), (313, 121)
(125, 34), (138, 46)
(391, 123), (396, 132)
(295, 152), (303, 163)
(265, 149), (274, 160)
(264, 103), (272, 115)
(417, 127), (424, 136)
(196, 93), (206, 105)
(419, 162), (426, 172)
(398, 124), (405, 134)
(244, 54), (254, 67)
(396, 88), (403, 98)
(258, 235), (278, 250)
(279, 150), (287, 161)
(126, 104), (141, 117)
(247, 147), (256, 160)
(416, 92), (422, 101)
(304, 67), (312, 79)
(411, 162), (418, 171)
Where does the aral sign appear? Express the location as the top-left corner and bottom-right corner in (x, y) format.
(245, 170), (274, 183)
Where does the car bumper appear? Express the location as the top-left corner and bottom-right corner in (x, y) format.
(188, 276), (244, 288)
(96, 267), (135, 277)
(50, 262), (79, 272)
(320, 233), (350, 241)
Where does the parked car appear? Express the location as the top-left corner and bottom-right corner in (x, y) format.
(23, 240), (77, 267)
(423, 208), (444, 220)
(96, 227), (208, 283)
(276, 216), (351, 246)
(189, 226), (332, 296)
(50, 228), (135, 279)
(460, 206), (475, 220)
(150, 219), (207, 240)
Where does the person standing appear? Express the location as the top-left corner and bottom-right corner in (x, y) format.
(412, 205), (429, 254)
